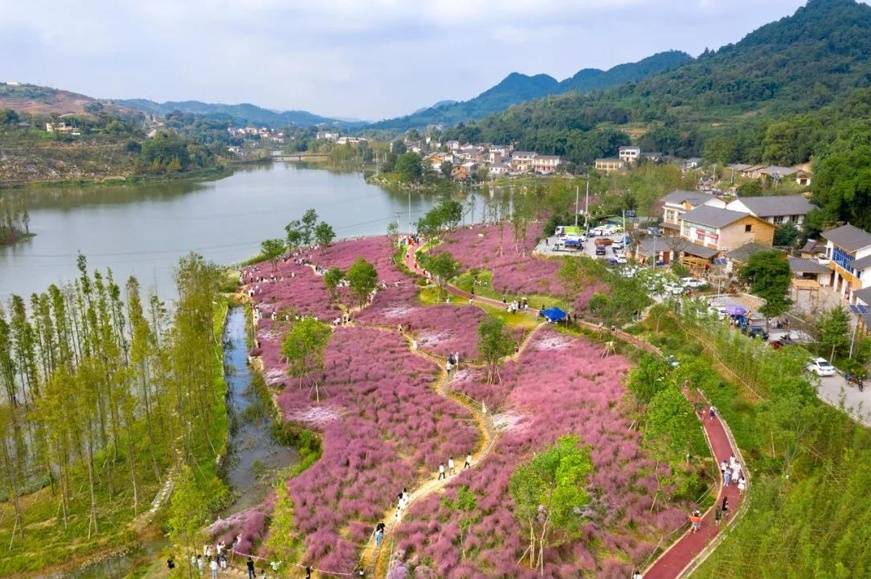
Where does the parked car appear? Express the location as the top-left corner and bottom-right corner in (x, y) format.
(680, 277), (707, 289)
(664, 284), (684, 296)
(806, 357), (836, 377)
(745, 326), (769, 340)
(595, 246), (606, 256)
(770, 336), (795, 349)
(613, 255), (627, 264)
(612, 240), (625, 250)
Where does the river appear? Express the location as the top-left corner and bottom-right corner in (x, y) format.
(0, 163), (482, 300)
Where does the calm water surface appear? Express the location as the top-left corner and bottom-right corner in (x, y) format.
(1, 163), (475, 299)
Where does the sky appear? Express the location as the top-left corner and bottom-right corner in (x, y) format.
(0, 0), (841, 120)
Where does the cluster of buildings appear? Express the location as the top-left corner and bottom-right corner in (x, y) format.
(425, 142), (564, 180)
(228, 126), (286, 144)
(728, 163), (813, 187)
(635, 188), (871, 323)
(595, 146), (702, 175)
(315, 131), (368, 146)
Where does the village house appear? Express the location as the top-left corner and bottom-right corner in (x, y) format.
(661, 190), (727, 235)
(445, 140), (461, 151)
(727, 163), (812, 186)
(726, 194), (816, 230)
(679, 206), (775, 253)
(532, 155), (562, 175)
(618, 146), (641, 165)
(594, 158), (625, 174)
(821, 223), (871, 305)
(510, 151), (537, 173)
(488, 163), (511, 177)
(45, 121), (75, 134)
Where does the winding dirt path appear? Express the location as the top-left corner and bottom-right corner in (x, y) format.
(356, 317), (545, 576)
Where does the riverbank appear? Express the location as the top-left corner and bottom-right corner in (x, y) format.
(0, 164), (232, 191)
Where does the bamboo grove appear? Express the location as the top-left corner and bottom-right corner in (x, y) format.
(0, 253), (226, 570)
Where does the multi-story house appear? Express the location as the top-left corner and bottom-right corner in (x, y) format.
(679, 206), (775, 253)
(618, 146), (641, 165)
(821, 223), (871, 304)
(661, 190), (726, 236)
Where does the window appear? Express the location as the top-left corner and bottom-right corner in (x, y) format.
(745, 224), (752, 233)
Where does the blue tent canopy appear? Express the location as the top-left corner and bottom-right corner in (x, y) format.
(541, 307), (568, 323)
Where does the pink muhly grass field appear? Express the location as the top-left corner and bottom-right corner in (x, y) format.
(439, 224), (561, 296)
(358, 292), (486, 359)
(269, 327), (480, 573)
(392, 329), (687, 578)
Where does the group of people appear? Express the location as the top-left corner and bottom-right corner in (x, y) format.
(437, 453), (473, 480)
(503, 297), (529, 313)
(720, 454), (746, 493)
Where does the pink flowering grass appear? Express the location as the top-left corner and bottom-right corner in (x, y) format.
(270, 327), (480, 573)
(358, 290), (486, 359)
(438, 224), (602, 311)
(392, 329), (688, 577)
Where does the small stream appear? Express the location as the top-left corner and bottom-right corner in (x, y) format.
(221, 306), (298, 513)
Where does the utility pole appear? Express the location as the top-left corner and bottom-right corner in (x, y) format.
(584, 179), (590, 237)
(575, 185), (580, 228)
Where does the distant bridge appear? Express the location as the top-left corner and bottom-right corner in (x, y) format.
(271, 152), (329, 162)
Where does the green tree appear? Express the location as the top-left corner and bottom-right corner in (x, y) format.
(440, 161), (454, 178)
(323, 267), (344, 302)
(281, 318), (332, 402)
(509, 436), (593, 574)
(739, 251), (792, 319)
(314, 222), (336, 246)
(422, 251), (459, 299)
(645, 384), (705, 458)
(345, 258), (379, 308)
(812, 125), (871, 231)
(395, 152), (423, 182)
(260, 238), (286, 272)
(816, 306), (851, 361)
(628, 354), (671, 405)
(167, 466), (211, 577)
(478, 315), (516, 384)
(386, 221), (400, 241)
(301, 209), (319, 245)
(285, 220), (304, 252)
(774, 222), (800, 247)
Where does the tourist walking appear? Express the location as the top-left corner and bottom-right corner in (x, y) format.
(438, 463), (446, 480)
(209, 557), (218, 579)
(374, 522), (385, 547)
(448, 457), (456, 475)
(715, 506), (723, 527)
(464, 453), (472, 469)
(721, 496), (729, 517)
(738, 476), (747, 494)
(689, 510), (702, 533)
(247, 557), (256, 579)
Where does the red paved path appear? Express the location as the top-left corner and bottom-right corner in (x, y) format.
(643, 408), (743, 578)
(406, 239), (746, 579)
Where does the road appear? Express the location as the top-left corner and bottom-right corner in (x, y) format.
(815, 373), (870, 427)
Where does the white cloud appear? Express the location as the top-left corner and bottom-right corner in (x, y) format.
(0, 0), (822, 118)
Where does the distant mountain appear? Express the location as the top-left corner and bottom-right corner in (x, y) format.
(0, 83), (118, 116)
(370, 51), (692, 130)
(115, 99), (350, 128)
(464, 0), (871, 166)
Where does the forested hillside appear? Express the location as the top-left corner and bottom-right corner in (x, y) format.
(455, 0), (871, 162)
(116, 99), (348, 129)
(372, 51), (692, 130)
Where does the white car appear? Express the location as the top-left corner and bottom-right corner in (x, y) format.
(681, 277), (707, 289)
(665, 284), (684, 296)
(613, 255), (628, 264)
(806, 358), (836, 377)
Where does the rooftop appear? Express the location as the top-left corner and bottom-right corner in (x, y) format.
(735, 194), (815, 217)
(822, 224), (871, 252)
(854, 287), (871, 305)
(682, 206), (751, 229)
(788, 256), (830, 275)
(662, 190), (715, 207)
(726, 242), (772, 263)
